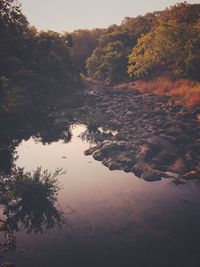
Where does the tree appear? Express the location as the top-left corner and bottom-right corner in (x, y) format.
(0, 0), (81, 115)
(0, 0), (29, 76)
(85, 11), (157, 84)
(128, 21), (200, 80)
(157, 2), (200, 24)
(120, 12), (157, 44)
(70, 29), (105, 73)
(86, 41), (128, 84)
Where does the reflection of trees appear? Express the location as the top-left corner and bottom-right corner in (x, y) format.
(77, 111), (116, 144)
(79, 127), (114, 144)
(39, 126), (72, 145)
(79, 128), (101, 144)
(0, 109), (73, 175)
(0, 168), (67, 254)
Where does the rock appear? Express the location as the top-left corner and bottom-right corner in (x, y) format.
(170, 105), (182, 113)
(115, 132), (129, 141)
(93, 150), (104, 161)
(182, 171), (199, 180)
(141, 170), (162, 182)
(98, 141), (126, 157)
(168, 159), (188, 174)
(84, 146), (99, 156)
(168, 134), (191, 146)
(172, 178), (186, 185)
(102, 159), (121, 170)
(152, 151), (177, 166)
(126, 111), (134, 116)
(81, 87), (200, 181)
(116, 152), (135, 166)
(124, 166), (133, 172)
(137, 143), (162, 161)
(148, 136), (176, 154)
(133, 161), (151, 177)
(164, 171), (179, 178)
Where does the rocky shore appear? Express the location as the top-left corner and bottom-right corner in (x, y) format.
(82, 87), (200, 182)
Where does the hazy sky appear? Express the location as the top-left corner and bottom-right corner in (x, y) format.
(20, 0), (199, 33)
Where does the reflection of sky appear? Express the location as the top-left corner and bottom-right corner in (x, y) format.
(16, 124), (200, 219)
(20, 0), (198, 32)
(11, 124), (200, 266)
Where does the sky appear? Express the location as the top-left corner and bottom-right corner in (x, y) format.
(20, 0), (199, 33)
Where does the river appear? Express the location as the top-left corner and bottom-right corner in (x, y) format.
(1, 124), (200, 267)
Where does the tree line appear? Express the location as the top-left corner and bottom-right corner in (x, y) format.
(1, 0), (200, 118)
(71, 2), (199, 84)
(0, 0), (81, 117)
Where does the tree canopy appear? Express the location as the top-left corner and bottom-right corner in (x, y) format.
(0, 0), (199, 93)
(84, 2), (200, 84)
(0, 0), (81, 116)
(69, 29), (105, 74)
(128, 7), (200, 80)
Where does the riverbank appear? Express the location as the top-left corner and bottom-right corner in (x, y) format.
(79, 85), (200, 182)
(115, 78), (200, 106)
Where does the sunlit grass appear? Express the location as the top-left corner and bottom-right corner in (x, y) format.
(116, 78), (200, 106)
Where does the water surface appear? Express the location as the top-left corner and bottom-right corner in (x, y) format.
(1, 125), (200, 267)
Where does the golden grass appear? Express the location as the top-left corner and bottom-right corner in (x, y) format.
(115, 78), (200, 106)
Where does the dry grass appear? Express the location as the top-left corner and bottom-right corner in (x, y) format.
(115, 78), (200, 106)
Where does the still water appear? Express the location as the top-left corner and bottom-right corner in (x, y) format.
(1, 124), (200, 267)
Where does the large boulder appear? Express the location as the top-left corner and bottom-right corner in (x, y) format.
(147, 136), (176, 154)
(93, 150), (104, 161)
(168, 159), (188, 174)
(141, 170), (162, 182)
(182, 171), (199, 180)
(133, 161), (151, 177)
(102, 159), (122, 170)
(152, 151), (177, 166)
